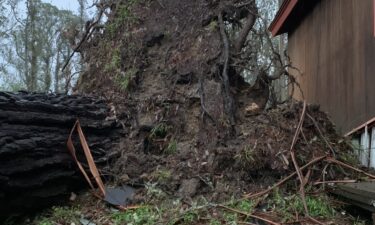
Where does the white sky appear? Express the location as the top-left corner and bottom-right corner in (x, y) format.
(42, 0), (79, 12)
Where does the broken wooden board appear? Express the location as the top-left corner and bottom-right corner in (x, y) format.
(330, 182), (375, 212)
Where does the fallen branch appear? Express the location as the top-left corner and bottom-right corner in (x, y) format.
(313, 180), (357, 186)
(218, 205), (280, 225)
(306, 113), (336, 157)
(289, 101), (309, 215)
(62, 9), (104, 72)
(307, 216), (325, 225)
(238, 221), (257, 225)
(244, 155), (327, 199)
(321, 163), (330, 190)
(326, 157), (375, 179)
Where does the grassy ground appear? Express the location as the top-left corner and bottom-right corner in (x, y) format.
(24, 187), (368, 225)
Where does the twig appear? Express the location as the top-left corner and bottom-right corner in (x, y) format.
(326, 157), (375, 179)
(244, 155), (327, 199)
(307, 216), (325, 225)
(62, 9), (104, 71)
(306, 113), (336, 157)
(238, 221), (257, 225)
(289, 101), (309, 215)
(321, 163), (330, 190)
(313, 180), (357, 186)
(218, 205), (280, 225)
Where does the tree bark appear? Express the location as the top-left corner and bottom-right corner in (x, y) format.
(0, 92), (121, 217)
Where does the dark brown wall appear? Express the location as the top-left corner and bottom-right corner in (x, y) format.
(288, 0), (375, 133)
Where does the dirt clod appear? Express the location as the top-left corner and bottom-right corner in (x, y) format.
(178, 178), (201, 198)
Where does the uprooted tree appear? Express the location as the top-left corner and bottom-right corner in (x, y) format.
(1, 0), (296, 215)
(2, 0), (355, 222)
(77, 0), (297, 142)
(72, 0), (343, 204)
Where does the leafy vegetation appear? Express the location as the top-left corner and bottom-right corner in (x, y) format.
(234, 144), (256, 166)
(233, 199), (255, 212)
(118, 68), (139, 91)
(104, 48), (121, 73)
(150, 123), (169, 139)
(112, 206), (159, 225)
(164, 139), (178, 155)
(268, 188), (336, 222)
(106, 0), (139, 38)
(34, 206), (80, 225)
(151, 168), (172, 183)
(31, 190), (359, 225)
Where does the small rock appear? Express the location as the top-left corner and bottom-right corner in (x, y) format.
(120, 174), (130, 183)
(178, 178), (200, 198)
(69, 192), (77, 201)
(245, 102), (260, 116)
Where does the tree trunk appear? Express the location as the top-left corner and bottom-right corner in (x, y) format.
(0, 92), (121, 217)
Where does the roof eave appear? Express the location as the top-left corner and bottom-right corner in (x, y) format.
(269, 0), (299, 36)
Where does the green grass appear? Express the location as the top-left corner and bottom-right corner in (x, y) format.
(104, 48), (121, 73)
(116, 67), (138, 91)
(234, 199), (255, 212)
(181, 211), (198, 224)
(234, 145), (256, 166)
(29, 188), (354, 225)
(106, 0), (139, 38)
(34, 206), (80, 225)
(152, 168), (172, 183)
(164, 139), (177, 155)
(268, 188), (336, 222)
(209, 219), (222, 225)
(112, 206), (159, 225)
(103, 48), (141, 92)
(223, 211), (238, 225)
(150, 123), (169, 139)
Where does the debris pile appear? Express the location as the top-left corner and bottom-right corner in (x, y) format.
(109, 101), (357, 202)
(58, 0), (371, 223)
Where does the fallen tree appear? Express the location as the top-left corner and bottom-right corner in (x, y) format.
(6, 0), (367, 223)
(0, 91), (121, 217)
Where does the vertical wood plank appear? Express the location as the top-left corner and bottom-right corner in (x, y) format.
(288, 0), (375, 133)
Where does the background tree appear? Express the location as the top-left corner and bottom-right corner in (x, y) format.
(1, 0), (82, 93)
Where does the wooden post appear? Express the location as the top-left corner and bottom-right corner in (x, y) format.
(371, 127), (375, 168)
(360, 126), (370, 167)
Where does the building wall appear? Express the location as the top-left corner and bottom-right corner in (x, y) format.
(288, 0), (375, 133)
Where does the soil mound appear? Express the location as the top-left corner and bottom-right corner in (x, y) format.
(108, 101), (352, 202)
(77, 0), (355, 204)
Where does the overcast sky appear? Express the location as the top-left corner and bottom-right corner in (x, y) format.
(42, 0), (79, 12)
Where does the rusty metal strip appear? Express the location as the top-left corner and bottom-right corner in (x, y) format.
(67, 120), (106, 197)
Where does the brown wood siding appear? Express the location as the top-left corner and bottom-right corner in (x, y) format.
(288, 0), (375, 133)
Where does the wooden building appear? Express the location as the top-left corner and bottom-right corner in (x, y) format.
(270, 0), (375, 166)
